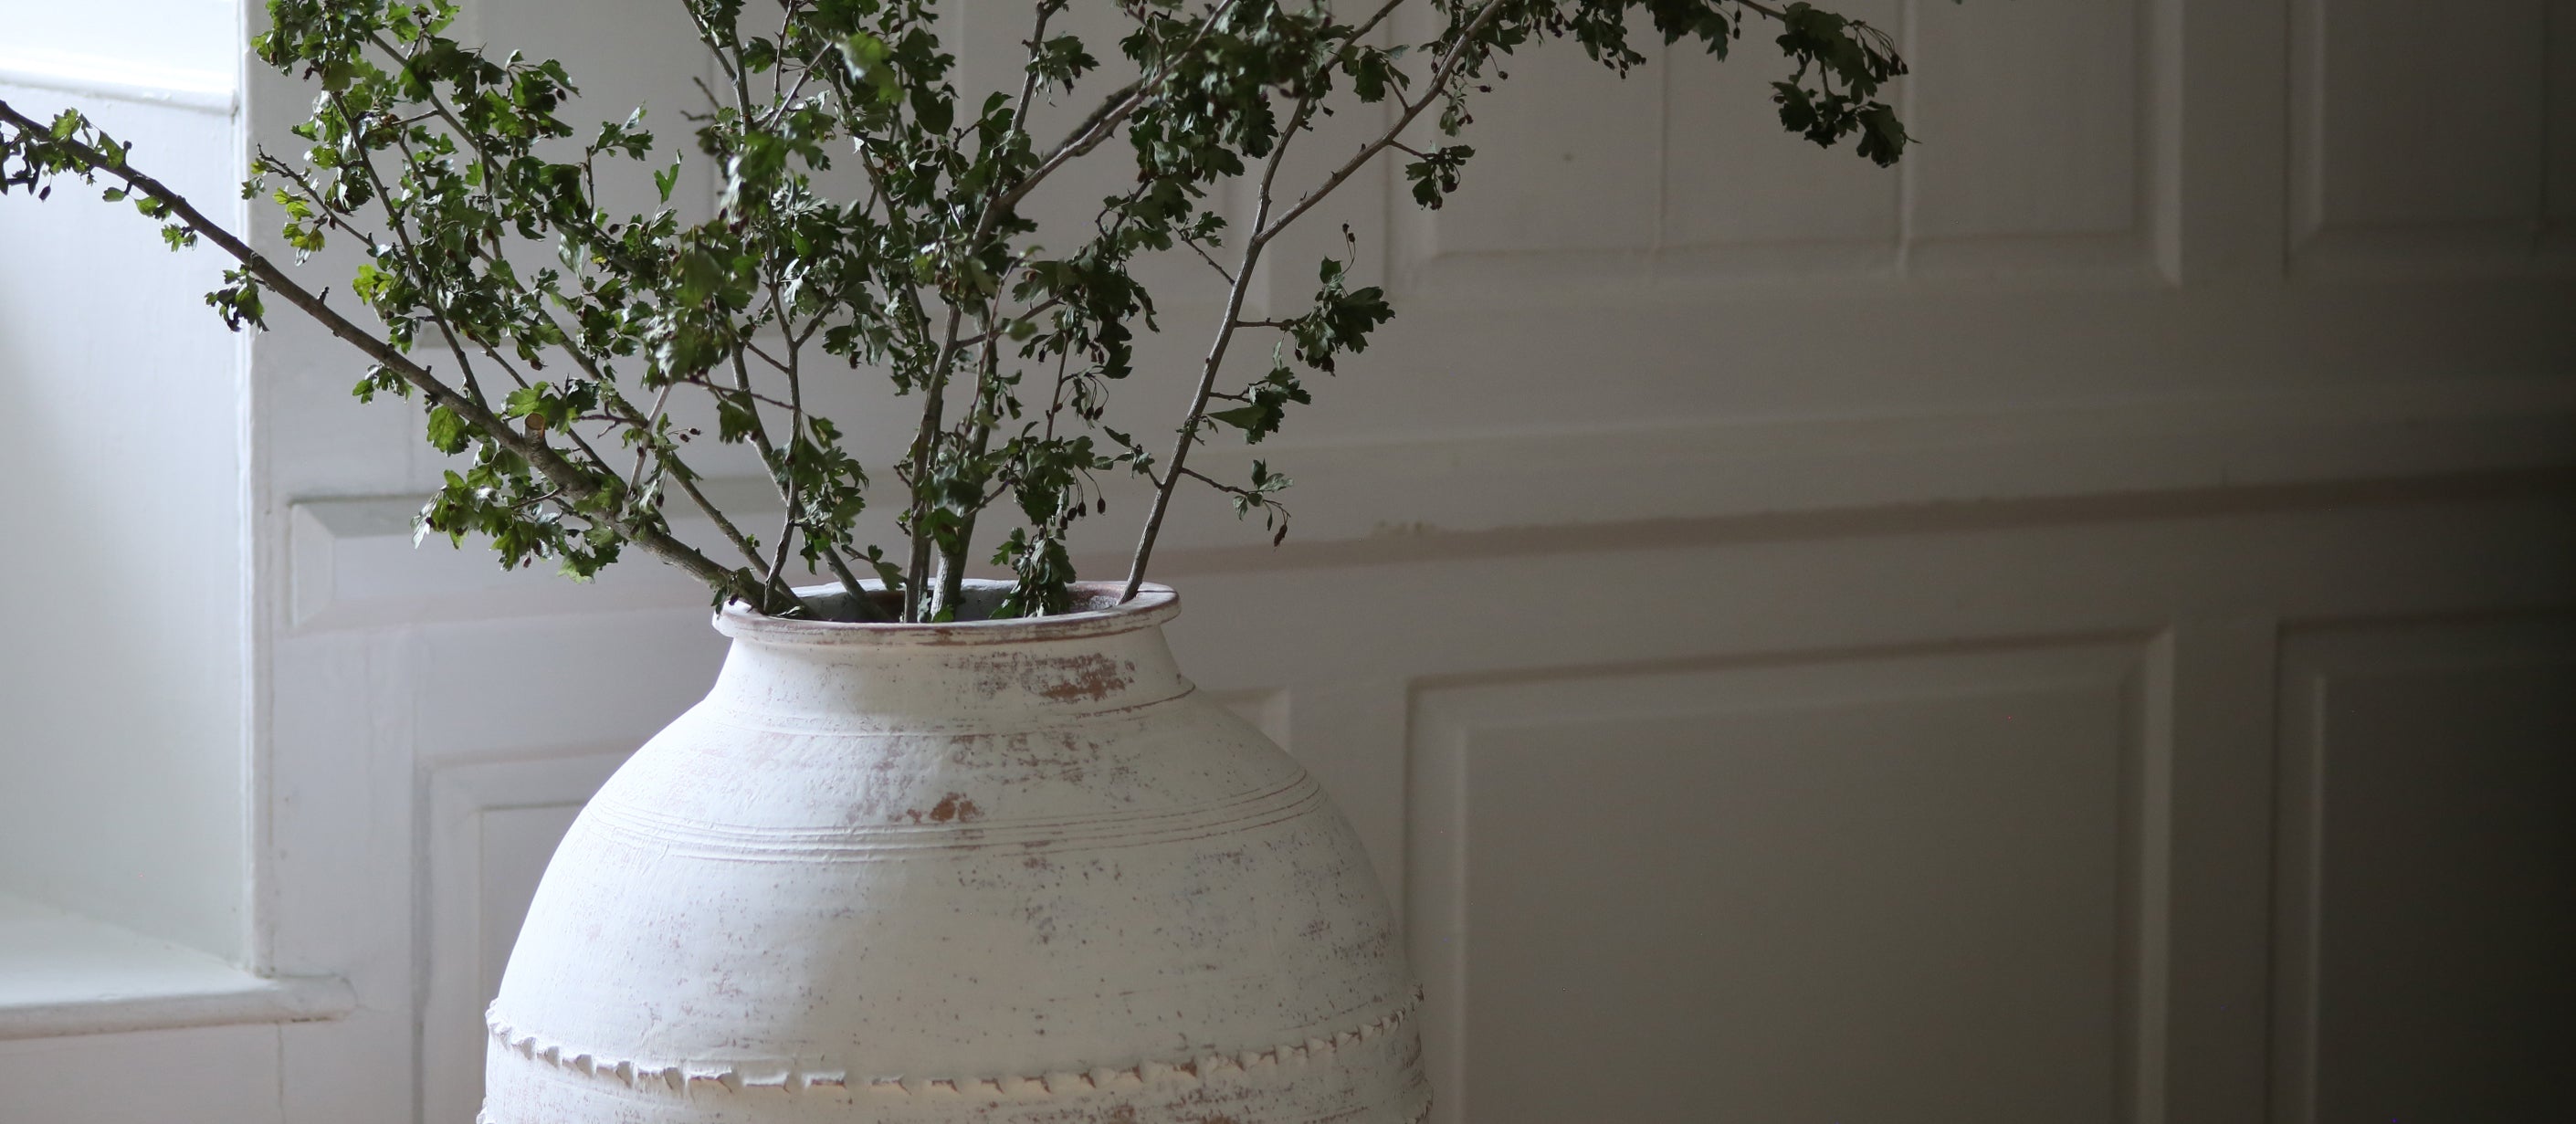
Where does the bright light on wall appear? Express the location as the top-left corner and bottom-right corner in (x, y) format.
(0, 0), (237, 91)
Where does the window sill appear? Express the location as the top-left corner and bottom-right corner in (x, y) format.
(0, 893), (353, 1041)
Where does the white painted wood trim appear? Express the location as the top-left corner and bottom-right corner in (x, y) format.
(282, 376), (2576, 629)
(2145, 620), (2282, 1124)
(419, 749), (636, 1124)
(2265, 618), (2576, 1124)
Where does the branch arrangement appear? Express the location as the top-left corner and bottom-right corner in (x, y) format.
(2, 0), (1920, 622)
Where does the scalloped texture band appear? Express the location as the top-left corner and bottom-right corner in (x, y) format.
(483, 985), (1423, 1103)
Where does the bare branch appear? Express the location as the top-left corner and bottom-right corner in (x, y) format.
(0, 99), (769, 607)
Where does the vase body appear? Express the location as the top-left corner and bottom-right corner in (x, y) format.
(480, 583), (1427, 1124)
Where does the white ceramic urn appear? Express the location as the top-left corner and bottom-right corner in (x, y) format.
(480, 582), (1428, 1123)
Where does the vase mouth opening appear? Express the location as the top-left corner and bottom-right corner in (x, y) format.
(716, 580), (1179, 646)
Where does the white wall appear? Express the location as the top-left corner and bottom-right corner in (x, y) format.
(0, 0), (235, 87)
(4, 0), (2572, 1120)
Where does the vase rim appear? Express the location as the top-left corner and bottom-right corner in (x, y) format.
(715, 580), (1180, 646)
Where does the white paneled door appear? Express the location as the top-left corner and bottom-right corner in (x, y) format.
(388, 491), (2572, 1124)
(340, 1), (2576, 1119)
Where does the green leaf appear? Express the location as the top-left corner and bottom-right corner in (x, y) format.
(1206, 365), (1309, 444)
(425, 404), (471, 455)
(715, 395), (761, 444)
(1855, 103), (1908, 166)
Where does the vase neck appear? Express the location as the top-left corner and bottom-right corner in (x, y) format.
(699, 621), (1194, 731)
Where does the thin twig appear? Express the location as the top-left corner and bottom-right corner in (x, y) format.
(1182, 236), (1237, 285)
(1121, 0), (1512, 600)
(326, 91), (495, 408)
(988, 0), (1245, 218)
(1256, 0), (1510, 245)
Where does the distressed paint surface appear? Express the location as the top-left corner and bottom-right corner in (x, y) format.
(481, 583), (1428, 1123)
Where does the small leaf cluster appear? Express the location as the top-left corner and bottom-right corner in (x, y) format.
(1768, 1), (1915, 165)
